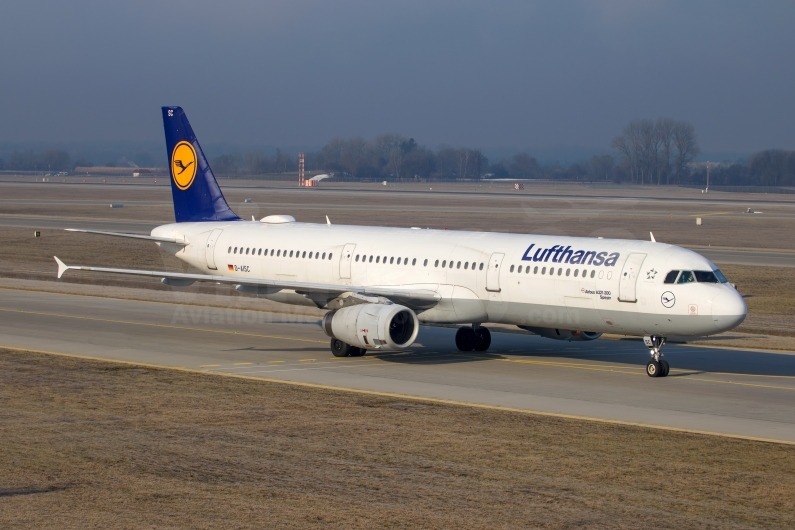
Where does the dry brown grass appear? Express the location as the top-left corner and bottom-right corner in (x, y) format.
(1, 349), (794, 529)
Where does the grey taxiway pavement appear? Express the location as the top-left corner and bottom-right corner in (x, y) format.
(1, 288), (794, 443)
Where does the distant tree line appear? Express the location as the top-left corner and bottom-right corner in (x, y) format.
(4, 121), (794, 186)
(1, 149), (73, 172)
(689, 150), (795, 187)
(210, 134), (485, 181)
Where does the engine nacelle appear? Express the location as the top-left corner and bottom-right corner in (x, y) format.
(322, 303), (419, 350)
(518, 326), (602, 341)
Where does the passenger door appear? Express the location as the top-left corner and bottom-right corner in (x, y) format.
(618, 253), (646, 303)
(339, 243), (357, 279)
(486, 252), (504, 292)
(205, 228), (223, 270)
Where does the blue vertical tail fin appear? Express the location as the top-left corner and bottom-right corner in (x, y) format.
(162, 106), (240, 223)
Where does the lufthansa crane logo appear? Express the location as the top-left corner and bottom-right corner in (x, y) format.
(661, 291), (676, 308)
(171, 141), (197, 190)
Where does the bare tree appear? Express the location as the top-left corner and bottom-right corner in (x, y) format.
(672, 121), (700, 183)
(613, 118), (699, 185)
(656, 118), (675, 184)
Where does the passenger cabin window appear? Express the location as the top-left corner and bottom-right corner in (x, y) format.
(479, 263), (484, 270)
(228, 246), (232, 253)
(412, 258), (417, 266)
(322, 252), (326, 259)
(328, 253), (332, 260)
(510, 265), (515, 272)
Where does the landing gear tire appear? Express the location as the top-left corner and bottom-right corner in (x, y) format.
(455, 326), (476, 352)
(660, 359), (670, 377)
(646, 360), (661, 377)
(643, 335), (669, 378)
(331, 338), (353, 357)
(474, 327), (491, 351)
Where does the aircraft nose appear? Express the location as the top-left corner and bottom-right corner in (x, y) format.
(712, 288), (747, 331)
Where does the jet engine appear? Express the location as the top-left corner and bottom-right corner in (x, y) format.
(322, 303), (419, 350)
(518, 326), (602, 341)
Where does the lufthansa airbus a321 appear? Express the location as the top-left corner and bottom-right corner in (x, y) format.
(54, 107), (747, 378)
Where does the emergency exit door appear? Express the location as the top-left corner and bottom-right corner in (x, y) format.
(205, 228), (223, 270)
(339, 243), (357, 279)
(486, 252), (505, 292)
(618, 253), (646, 303)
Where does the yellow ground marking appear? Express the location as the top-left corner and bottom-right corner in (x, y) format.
(233, 362), (252, 366)
(200, 364), (220, 368)
(0, 307), (327, 345)
(676, 376), (795, 391)
(2, 344), (793, 447)
(268, 360), (285, 363)
(2, 304), (792, 389)
(455, 353), (795, 389)
(0, 286), (322, 324)
(299, 359), (316, 362)
(685, 342), (795, 356)
(690, 211), (733, 217)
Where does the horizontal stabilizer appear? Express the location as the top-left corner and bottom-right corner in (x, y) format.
(54, 256), (69, 279)
(64, 229), (187, 245)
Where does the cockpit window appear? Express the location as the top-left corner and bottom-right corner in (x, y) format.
(663, 270), (680, 284)
(694, 270), (719, 283)
(676, 270), (695, 284)
(713, 268), (728, 283)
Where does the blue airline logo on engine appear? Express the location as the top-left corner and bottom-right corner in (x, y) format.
(521, 244), (620, 266)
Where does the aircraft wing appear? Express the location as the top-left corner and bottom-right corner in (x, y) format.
(54, 256), (440, 311)
(64, 229), (188, 245)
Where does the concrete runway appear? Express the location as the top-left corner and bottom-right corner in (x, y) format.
(4, 179), (795, 205)
(2, 214), (795, 267)
(1, 287), (794, 443)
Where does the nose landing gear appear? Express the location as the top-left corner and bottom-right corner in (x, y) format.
(643, 335), (669, 377)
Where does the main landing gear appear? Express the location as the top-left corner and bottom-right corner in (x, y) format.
(330, 338), (366, 357)
(455, 325), (491, 352)
(643, 335), (670, 377)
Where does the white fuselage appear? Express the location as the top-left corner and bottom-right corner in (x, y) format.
(153, 218), (747, 338)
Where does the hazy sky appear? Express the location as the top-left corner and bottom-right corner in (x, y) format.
(1, 0), (793, 154)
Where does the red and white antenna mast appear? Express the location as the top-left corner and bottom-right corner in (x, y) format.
(298, 152), (305, 186)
